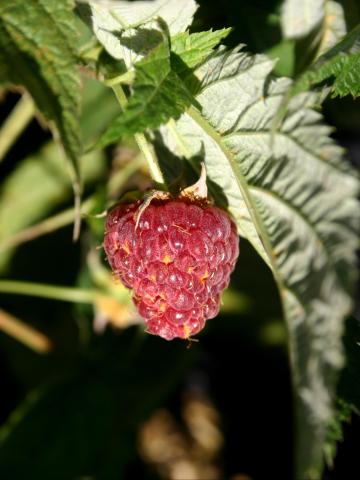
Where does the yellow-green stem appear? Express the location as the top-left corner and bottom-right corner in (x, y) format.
(0, 94), (36, 162)
(0, 308), (51, 354)
(111, 84), (166, 187)
(0, 280), (95, 304)
(0, 197), (96, 253)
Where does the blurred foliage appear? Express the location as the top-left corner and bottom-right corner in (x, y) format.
(0, 330), (196, 480)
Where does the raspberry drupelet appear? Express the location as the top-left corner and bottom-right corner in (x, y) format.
(104, 197), (239, 341)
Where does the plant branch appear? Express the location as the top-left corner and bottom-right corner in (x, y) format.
(0, 197), (96, 253)
(0, 94), (36, 163)
(111, 84), (166, 188)
(0, 308), (51, 354)
(0, 280), (95, 304)
(0, 154), (144, 254)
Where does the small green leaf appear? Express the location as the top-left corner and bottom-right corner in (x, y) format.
(324, 399), (353, 468)
(160, 45), (360, 478)
(98, 33), (195, 148)
(294, 23), (360, 98)
(0, 0), (82, 178)
(171, 28), (232, 73)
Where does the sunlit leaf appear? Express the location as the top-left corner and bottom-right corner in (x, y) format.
(281, 0), (325, 39)
(98, 32), (195, 147)
(89, 0), (198, 68)
(171, 28), (232, 73)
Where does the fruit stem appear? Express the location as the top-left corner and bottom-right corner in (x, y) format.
(0, 94), (36, 163)
(111, 84), (167, 188)
(179, 162), (208, 200)
(0, 280), (95, 304)
(0, 308), (51, 354)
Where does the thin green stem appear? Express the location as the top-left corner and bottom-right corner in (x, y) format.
(0, 155), (143, 254)
(0, 94), (36, 163)
(134, 133), (165, 186)
(111, 84), (166, 187)
(0, 308), (51, 354)
(0, 197), (96, 253)
(0, 280), (95, 304)
(111, 81), (128, 107)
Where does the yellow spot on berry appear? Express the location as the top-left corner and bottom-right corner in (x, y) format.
(162, 254), (172, 264)
(183, 324), (191, 339)
(200, 270), (209, 283)
(150, 274), (156, 281)
(122, 240), (130, 255)
(187, 266), (193, 274)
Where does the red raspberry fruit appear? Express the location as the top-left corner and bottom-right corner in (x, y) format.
(104, 199), (239, 340)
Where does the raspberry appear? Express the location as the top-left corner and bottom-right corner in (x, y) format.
(104, 199), (239, 340)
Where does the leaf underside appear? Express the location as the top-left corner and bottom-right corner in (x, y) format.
(160, 45), (359, 478)
(281, 0), (325, 40)
(89, 4), (360, 473)
(89, 0), (198, 68)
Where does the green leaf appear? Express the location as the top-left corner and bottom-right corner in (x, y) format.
(323, 399), (353, 468)
(171, 28), (232, 73)
(266, 39), (295, 77)
(80, 76), (123, 147)
(0, 0), (82, 179)
(294, 23), (360, 98)
(160, 45), (360, 478)
(89, 0), (198, 68)
(98, 33), (195, 148)
(281, 0), (325, 39)
(0, 336), (195, 479)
